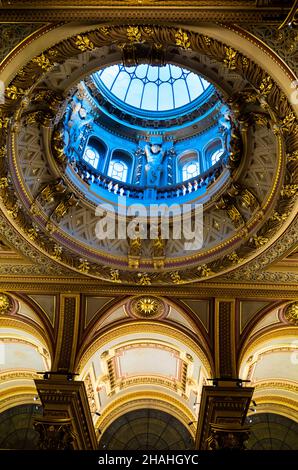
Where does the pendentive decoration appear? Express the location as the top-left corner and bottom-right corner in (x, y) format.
(284, 302), (298, 325)
(0, 293), (13, 314)
(127, 295), (167, 319)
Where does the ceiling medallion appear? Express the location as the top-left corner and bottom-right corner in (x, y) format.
(0, 293), (12, 315)
(129, 296), (165, 319)
(284, 302), (298, 325)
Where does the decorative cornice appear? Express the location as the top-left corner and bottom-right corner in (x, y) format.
(0, 1), (293, 23)
(0, 278), (297, 297)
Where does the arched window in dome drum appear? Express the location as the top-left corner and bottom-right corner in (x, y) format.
(177, 150), (200, 183)
(108, 150), (133, 183)
(211, 149), (224, 166)
(83, 147), (99, 169)
(203, 138), (224, 170)
(83, 137), (107, 172)
(182, 161), (200, 181)
(108, 160), (128, 182)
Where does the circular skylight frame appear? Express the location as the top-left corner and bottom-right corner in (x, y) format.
(92, 63), (213, 120)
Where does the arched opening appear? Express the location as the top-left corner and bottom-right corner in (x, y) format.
(83, 137), (107, 172)
(76, 296), (213, 445)
(177, 150), (200, 182)
(98, 409), (193, 450)
(0, 404), (42, 450)
(239, 304), (298, 424)
(211, 148), (224, 165)
(108, 150), (133, 183)
(204, 138), (224, 168)
(246, 413), (298, 450)
(0, 294), (52, 414)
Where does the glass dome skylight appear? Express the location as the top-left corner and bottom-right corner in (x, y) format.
(96, 64), (210, 112)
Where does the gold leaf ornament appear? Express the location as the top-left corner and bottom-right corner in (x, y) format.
(110, 269), (121, 283)
(223, 47), (238, 70)
(75, 34), (95, 52)
(32, 53), (52, 71)
(259, 75), (273, 95)
(137, 273), (152, 285)
(127, 26), (142, 43)
(170, 271), (184, 284)
(175, 28), (191, 50)
(6, 85), (24, 100)
(197, 264), (214, 277)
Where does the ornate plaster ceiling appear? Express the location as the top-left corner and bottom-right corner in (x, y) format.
(0, 293), (52, 413)
(76, 296), (213, 434)
(0, 23), (297, 286)
(239, 304), (298, 422)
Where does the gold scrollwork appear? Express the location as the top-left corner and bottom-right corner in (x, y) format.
(0, 116), (10, 129)
(129, 237), (142, 257)
(51, 129), (67, 166)
(0, 145), (6, 158)
(270, 211), (289, 222)
(33, 89), (63, 111)
(25, 110), (53, 127)
(151, 235), (165, 258)
(239, 188), (259, 210)
(287, 150), (298, 162)
(99, 26), (110, 36)
(27, 226), (39, 241)
(6, 202), (20, 219)
(253, 113), (270, 126)
(280, 111), (296, 133)
(0, 177), (9, 190)
(216, 196), (244, 228)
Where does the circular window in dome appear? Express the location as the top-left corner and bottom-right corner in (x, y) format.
(93, 64), (210, 114)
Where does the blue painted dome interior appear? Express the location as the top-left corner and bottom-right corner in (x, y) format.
(63, 62), (232, 203)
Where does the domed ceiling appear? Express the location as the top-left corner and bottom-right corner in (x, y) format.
(0, 24), (297, 285)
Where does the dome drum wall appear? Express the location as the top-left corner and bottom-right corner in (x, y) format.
(0, 24), (296, 285)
